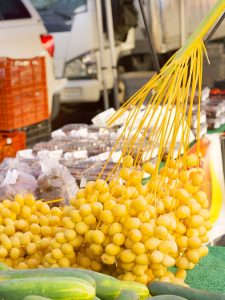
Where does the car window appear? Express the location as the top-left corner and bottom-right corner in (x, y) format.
(0, 0), (31, 20)
(31, 0), (87, 32)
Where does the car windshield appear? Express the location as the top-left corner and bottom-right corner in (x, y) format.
(31, 0), (87, 32)
(0, 0), (31, 20)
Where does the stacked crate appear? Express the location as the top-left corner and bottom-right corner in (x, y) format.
(0, 57), (50, 159)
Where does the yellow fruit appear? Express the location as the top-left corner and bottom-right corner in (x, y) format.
(92, 202), (104, 216)
(101, 253), (116, 265)
(11, 236), (21, 248)
(123, 155), (134, 168)
(132, 242), (145, 255)
(176, 256), (189, 270)
(51, 249), (63, 260)
(113, 233), (125, 246)
(71, 236), (84, 248)
(140, 223), (153, 236)
(78, 256), (90, 268)
(26, 243), (37, 255)
(176, 235), (188, 249)
(10, 248), (20, 260)
(150, 250), (164, 264)
(176, 206), (190, 219)
(135, 253), (149, 265)
(61, 243), (74, 255)
(105, 243), (121, 256)
(64, 229), (76, 241)
(84, 214), (97, 226)
(154, 226), (168, 240)
(163, 255), (175, 267)
(188, 198), (201, 214)
(190, 215), (204, 227)
(10, 202), (21, 214)
(100, 210), (114, 224)
(17, 262), (28, 270)
(91, 260), (102, 272)
(39, 238), (50, 250)
(4, 225), (15, 236)
(186, 249), (200, 264)
(70, 210), (82, 223)
(1, 234), (12, 250)
(190, 172), (204, 186)
(21, 206), (31, 219)
(108, 223), (122, 236)
(49, 216), (60, 226)
(186, 154), (198, 168)
(92, 230), (105, 244)
(63, 217), (75, 229)
(90, 243), (104, 255)
(175, 222), (186, 235)
(55, 232), (66, 244)
(129, 229), (142, 242)
(145, 237), (160, 250)
(41, 226), (52, 237)
(80, 204), (92, 217)
(135, 274), (148, 285)
(112, 204), (127, 218)
(132, 264), (147, 276)
(125, 238), (133, 249)
(175, 269), (187, 280)
(58, 257), (70, 267)
(124, 217), (141, 230)
(131, 196), (147, 212)
(123, 272), (136, 281)
(75, 222), (89, 235)
(93, 179), (108, 194)
(120, 249), (135, 263)
(198, 246), (209, 257)
(51, 207), (62, 216)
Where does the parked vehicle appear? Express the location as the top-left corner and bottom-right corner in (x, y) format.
(31, 0), (137, 107)
(0, 0), (66, 119)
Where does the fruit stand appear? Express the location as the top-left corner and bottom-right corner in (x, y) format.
(1, 1), (225, 299)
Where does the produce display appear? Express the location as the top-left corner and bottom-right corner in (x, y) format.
(1, 1), (225, 299)
(0, 153), (211, 285)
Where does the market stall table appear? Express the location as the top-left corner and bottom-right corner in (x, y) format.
(185, 246), (225, 293)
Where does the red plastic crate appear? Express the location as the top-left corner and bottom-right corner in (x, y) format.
(0, 57), (49, 130)
(0, 131), (26, 153)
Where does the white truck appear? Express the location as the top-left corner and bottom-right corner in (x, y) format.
(31, 0), (137, 109)
(0, 0), (66, 119)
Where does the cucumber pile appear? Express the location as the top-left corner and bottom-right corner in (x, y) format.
(0, 264), (150, 300)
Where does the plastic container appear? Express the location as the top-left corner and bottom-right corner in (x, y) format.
(0, 131), (26, 153)
(207, 117), (221, 129)
(0, 57), (48, 130)
(205, 100), (223, 118)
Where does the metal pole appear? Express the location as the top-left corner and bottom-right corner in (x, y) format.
(96, 0), (110, 110)
(180, 0), (186, 46)
(104, 0), (120, 109)
(205, 12), (225, 45)
(138, 0), (160, 74)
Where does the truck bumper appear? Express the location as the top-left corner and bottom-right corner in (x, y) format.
(59, 79), (101, 103)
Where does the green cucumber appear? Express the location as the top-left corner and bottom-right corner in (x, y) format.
(0, 276), (95, 300)
(0, 268), (95, 287)
(116, 290), (139, 300)
(150, 296), (187, 300)
(120, 281), (150, 300)
(148, 282), (225, 300)
(0, 262), (11, 270)
(23, 296), (53, 300)
(77, 269), (121, 300)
